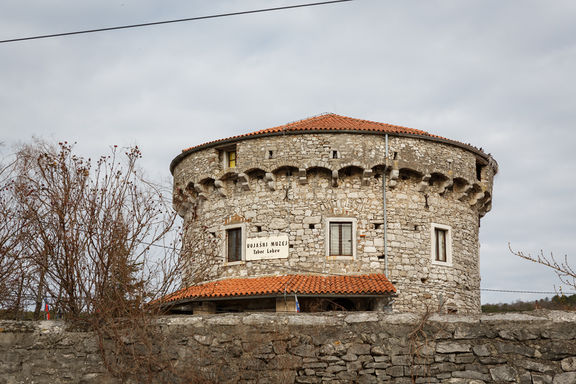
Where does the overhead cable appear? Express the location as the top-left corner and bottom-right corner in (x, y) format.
(0, 0), (353, 44)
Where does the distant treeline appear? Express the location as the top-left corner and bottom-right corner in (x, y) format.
(482, 294), (576, 313)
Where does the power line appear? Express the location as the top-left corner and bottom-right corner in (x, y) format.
(480, 288), (576, 295)
(0, 1), (354, 45)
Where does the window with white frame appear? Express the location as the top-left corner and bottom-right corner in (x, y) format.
(326, 218), (356, 259)
(431, 223), (452, 265)
(224, 223), (245, 263)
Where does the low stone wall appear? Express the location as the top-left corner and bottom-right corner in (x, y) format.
(1, 311), (576, 384)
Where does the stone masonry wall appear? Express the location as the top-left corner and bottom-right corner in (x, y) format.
(1, 311), (575, 384)
(172, 133), (496, 313)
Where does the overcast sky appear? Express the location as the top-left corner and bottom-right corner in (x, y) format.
(1, 0), (575, 304)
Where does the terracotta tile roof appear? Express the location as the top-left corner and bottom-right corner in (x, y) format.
(162, 274), (396, 303)
(181, 113), (442, 153)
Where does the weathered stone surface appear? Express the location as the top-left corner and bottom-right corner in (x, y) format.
(436, 341), (471, 353)
(382, 365), (403, 377)
(516, 358), (555, 373)
(348, 343), (371, 356)
(561, 357), (576, 371)
(390, 354), (411, 366)
(344, 313), (378, 324)
(1, 313), (576, 383)
(290, 344), (316, 358)
(553, 372), (576, 384)
(451, 370), (490, 381)
(490, 365), (517, 382)
(495, 341), (537, 357)
(472, 344), (491, 357)
(531, 374), (553, 384)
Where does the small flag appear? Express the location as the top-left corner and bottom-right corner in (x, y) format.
(295, 294), (300, 313)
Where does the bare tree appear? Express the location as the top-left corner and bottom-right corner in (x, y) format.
(9, 141), (182, 318)
(510, 243), (576, 291)
(0, 140), (213, 382)
(0, 153), (29, 317)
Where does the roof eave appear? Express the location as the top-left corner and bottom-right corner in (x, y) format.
(161, 291), (397, 307)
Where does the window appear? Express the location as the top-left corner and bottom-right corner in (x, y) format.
(226, 227), (242, 262)
(218, 146), (237, 169)
(326, 218), (356, 259)
(431, 223), (452, 265)
(434, 228), (447, 262)
(227, 150), (237, 168)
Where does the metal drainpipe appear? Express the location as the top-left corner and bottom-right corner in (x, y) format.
(383, 134), (389, 277)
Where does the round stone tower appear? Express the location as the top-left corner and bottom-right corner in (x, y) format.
(170, 114), (497, 314)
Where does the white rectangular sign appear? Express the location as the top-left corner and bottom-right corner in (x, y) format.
(246, 235), (289, 261)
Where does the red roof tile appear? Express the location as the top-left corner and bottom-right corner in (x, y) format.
(162, 274), (396, 303)
(181, 113), (441, 153)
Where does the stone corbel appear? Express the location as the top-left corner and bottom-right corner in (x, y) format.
(417, 174), (431, 192)
(388, 167), (399, 189)
(193, 184), (204, 194)
(214, 179), (227, 197)
(175, 201), (193, 218)
(237, 173), (250, 191)
(455, 184), (473, 201)
(298, 168), (307, 185)
(437, 178), (453, 195)
(479, 200), (492, 217)
(469, 190), (486, 206)
(332, 170), (339, 187)
(264, 173), (276, 191)
(362, 169), (373, 186)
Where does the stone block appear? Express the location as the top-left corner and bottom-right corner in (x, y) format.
(390, 354), (411, 366)
(348, 343), (372, 356)
(561, 357), (576, 371)
(454, 352), (475, 364)
(386, 365), (405, 377)
(326, 365), (347, 374)
(346, 360), (363, 372)
(553, 372), (576, 384)
(532, 374), (553, 384)
(436, 341), (471, 353)
(472, 344), (491, 357)
(490, 365), (517, 382)
(290, 344), (316, 358)
(451, 370), (490, 381)
(341, 353), (358, 362)
(495, 341), (537, 357)
(344, 313), (378, 324)
(516, 358), (555, 373)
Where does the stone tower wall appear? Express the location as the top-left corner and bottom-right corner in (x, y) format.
(172, 133), (496, 313)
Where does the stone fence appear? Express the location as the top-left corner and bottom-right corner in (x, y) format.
(1, 310), (575, 383)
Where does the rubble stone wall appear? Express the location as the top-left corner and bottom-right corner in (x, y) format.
(1, 311), (575, 384)
(172, 133), (497, 313)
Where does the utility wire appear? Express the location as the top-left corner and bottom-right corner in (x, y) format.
(0, 0), (354, 45)
(480, 288), (576, 295)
